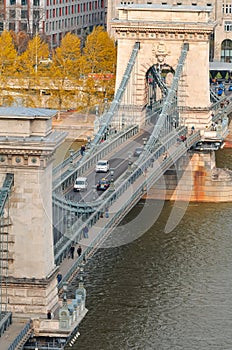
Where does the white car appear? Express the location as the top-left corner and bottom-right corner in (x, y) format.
(95, 160), (109, 173)
(73, 177), (88, 191)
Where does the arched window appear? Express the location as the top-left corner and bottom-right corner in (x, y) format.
(221, 39), (232, 62)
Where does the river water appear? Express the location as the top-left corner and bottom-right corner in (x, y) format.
(64, 148), (232, 350)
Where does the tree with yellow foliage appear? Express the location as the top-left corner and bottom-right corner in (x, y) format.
(0, 31), (18, 105)
(17, 35), (50, 76)
(46, 33), (81, 111)
(82, 26), (116, 101)
(83, 26), (116, 74)
(0, 30), (17, 76)
(15, 35), (50, 107)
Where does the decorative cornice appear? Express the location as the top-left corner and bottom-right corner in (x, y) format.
(113, 22), (214, 36)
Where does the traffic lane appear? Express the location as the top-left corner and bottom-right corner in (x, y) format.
(69, 156), (129, 202)
(66, 127), (153, 202)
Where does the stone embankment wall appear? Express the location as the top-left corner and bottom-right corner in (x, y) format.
(147, 151), (232, 202)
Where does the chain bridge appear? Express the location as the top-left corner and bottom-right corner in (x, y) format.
(1, 4), (232, 350)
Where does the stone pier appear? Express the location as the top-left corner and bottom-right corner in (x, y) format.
(147, 151), (232, 202)
(0, 107), (66, 316)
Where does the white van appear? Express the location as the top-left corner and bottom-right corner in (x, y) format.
(73, 177), (88, 191)
(95, 160), (109, 173)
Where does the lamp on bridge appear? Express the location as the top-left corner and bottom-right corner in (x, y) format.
(86, 136), (91, 150)
(92, 185), (97, 201)
(95, 105), (99, 117)
(127, 152), (133, 174)
(62, 282), (68, 307)
(150, 97), (153, 110)
(122, 114), (125, 129)
(69, 149), (74, 170)
(109, 169), (115, 191)
(104, 98), (108, 112)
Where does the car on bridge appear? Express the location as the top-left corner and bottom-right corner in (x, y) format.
(133, 147), (143, 157)
(95, 160), (109, 173)
(96, 178), (110, 191)
(73, 177), (88, 191)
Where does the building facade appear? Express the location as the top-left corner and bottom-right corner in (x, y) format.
(0, 0), (106, 47)
(107, 0), (232, 62)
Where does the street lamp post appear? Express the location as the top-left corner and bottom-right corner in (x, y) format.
(69, 149), (74, 170)
(127, 152), (133, 174)
(109, 169), (115, 191)
(92, 185), (97, 201)
(62, 282), (68, 306)
(143, 137), (147, 147)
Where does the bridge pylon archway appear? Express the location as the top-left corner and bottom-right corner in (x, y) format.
(112, 4), (214, 131)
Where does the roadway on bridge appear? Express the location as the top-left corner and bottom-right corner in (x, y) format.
(67, 130), (150, 202)
(54, 128), (152, 239)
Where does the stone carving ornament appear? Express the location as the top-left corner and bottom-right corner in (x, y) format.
(152, 41), (170, 64)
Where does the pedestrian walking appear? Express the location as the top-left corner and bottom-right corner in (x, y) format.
(57, 273), (62, 283)
(80, 145), (85, 156)
(77, 245), (82, 257)
(69, 244), (75, 259)
(105, 208), (109, 218)
(83, 225), (89, 239)
(162, 152), (167, 161)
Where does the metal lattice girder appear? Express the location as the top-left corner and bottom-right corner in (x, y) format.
(92, 42), (140, 146)
(0, 174), (14, 217)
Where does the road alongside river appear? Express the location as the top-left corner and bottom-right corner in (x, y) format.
(65, 148), (232, 350)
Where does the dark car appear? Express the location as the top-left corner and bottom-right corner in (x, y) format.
(133, 147), (143, 157)
(228, 85), (232, 92)
(96, 178), (110, 191)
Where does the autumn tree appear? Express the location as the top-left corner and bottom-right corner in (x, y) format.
(0, 31), (18, 105)
(15, 35), (49, 107)
(83, 26), (116, 74)
(46, 32), (81, 111)
(83, 26), (116, 100)
(17, 35), (50, 76)
(0, 30), (17, 76)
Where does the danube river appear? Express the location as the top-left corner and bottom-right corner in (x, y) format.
(65, 148), (232, 350)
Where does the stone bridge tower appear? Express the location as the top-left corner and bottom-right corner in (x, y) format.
(0, 108), (66, 316)
(112, 4), (215, 130)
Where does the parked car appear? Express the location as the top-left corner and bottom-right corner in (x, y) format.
(228, 85), (232, 91)
(95, 160), (109, 173)
(133, 147), (143, 157)
(73, 177), (88, 191)
(96, 178), (110, 191)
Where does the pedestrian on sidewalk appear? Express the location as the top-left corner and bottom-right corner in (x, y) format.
(77, 245), (82, 257)
(57, 273), (62, 283)
(83, 225), (89, 239)
(80, 145), (85, 156)
(162, 152), (167, 161)
(69, 243), (75, 259)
